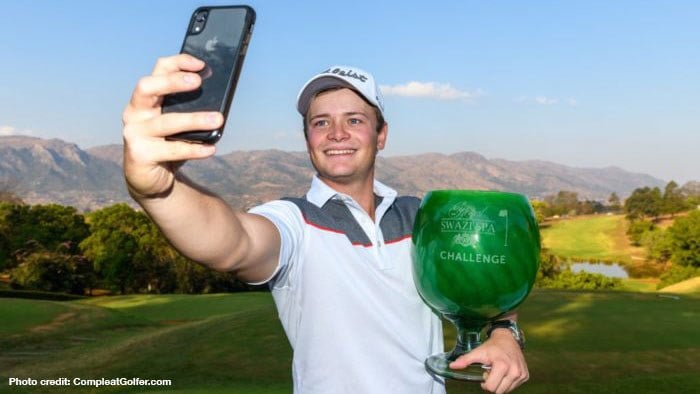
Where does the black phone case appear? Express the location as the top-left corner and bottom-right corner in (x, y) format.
(163, 5), (255, 144)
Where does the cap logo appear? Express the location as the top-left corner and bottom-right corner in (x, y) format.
(323, 68), (368, 83)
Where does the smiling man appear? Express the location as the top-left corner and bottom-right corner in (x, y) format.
(122, 57), (528, 393)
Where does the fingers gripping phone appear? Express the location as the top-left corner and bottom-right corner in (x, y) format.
(163, 5), (255, 144)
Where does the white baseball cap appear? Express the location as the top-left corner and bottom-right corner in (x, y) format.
(296, 65), (385, 116)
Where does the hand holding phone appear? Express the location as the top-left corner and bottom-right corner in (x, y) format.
(163, 5), (255, 144)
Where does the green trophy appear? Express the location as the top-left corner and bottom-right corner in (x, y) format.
(412, 190), (540, 381)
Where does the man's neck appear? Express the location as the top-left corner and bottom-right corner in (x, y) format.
(318, 175), (377, 220)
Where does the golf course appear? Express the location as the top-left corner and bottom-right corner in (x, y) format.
(2, 213), (698, 393)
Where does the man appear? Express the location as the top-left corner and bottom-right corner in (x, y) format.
(122, 55), (529, 393)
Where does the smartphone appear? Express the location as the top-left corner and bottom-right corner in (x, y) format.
(163, 5), (255, 144)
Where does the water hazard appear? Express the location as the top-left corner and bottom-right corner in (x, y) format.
(570, 262), (629, 279)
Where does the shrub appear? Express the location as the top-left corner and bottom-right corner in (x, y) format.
(626, 219), (656, 246)
(537, 269), (623, 290)
(640, 227), (674, 262)
(625, 261), (668, 278)
(666, 210), (700, 268)
(657, 264), (700, 289)
(535, 250), (623, 290)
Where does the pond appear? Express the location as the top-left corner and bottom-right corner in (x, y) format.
(570, 262), (629, 279)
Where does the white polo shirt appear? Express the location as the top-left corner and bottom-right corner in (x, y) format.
(249, 176), (445, 394)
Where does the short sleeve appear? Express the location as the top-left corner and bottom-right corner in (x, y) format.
(247, 200), (304, 286)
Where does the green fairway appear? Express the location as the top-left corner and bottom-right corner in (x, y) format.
(0, 298), (75, 336)
(541, 214), (644, 264)
(1, 291), (698, 393)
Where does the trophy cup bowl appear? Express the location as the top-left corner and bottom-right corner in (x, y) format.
(412, 190), (540, 381)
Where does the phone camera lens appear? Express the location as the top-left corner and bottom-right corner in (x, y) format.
(192, 10), (208, 34)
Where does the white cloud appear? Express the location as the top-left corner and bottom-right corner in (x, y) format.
(534, 96), (558, 105)
(380, 82), (483, 101)
(0, 125), (17, 136)
(0, 125), (34, 136)
(0, 125), (35, 136)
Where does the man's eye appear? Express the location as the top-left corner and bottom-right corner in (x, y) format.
(314, 120), (328, 127)
(349, 118), (362, 125)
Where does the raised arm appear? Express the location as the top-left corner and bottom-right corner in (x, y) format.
(122, 54), (279, 283)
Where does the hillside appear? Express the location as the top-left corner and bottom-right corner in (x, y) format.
(0, 137), (128, 210)
(1, 136), (668, 211)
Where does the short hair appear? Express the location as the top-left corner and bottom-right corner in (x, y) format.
(302, 87), (386, 139)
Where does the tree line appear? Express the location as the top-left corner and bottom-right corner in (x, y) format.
(2, 180), (697, 295)
(0, 202), (259, 295)
(531, 181), (699, 221)
(531, 190), (609, 220)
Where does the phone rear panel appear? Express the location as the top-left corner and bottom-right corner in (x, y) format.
(163, 6), (255, 143)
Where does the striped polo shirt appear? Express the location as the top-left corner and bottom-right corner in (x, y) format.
(249, 176), (445, 394)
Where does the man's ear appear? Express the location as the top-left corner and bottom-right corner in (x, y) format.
(377, 122), (388, 150)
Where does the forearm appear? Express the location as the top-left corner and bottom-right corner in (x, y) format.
(132, 172), (246, 272)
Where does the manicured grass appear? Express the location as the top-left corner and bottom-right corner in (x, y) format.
(0, 298), (75, 336)
(1, 293), (291, 394)
(541, 214), (645, 264)
(622, 278), (660, 292)
(81, 292), (272, 321)
(2, 291), (699, 393)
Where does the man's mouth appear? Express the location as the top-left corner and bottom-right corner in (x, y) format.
(325, 149), (356, 156)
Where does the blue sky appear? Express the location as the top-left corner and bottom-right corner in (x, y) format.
(1, 0), (698, 183)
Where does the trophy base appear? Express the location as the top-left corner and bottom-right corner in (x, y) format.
(426, 352), (490, 382)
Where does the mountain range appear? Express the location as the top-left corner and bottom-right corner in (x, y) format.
(0, 136), (668, 211)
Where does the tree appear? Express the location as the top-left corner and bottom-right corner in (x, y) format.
(529, 200), (547, 224)
(666, 210), (700, 268)
(624, 187), (662, 220)
(544, 191), (580, 217)
(578, 199), (605, 215)
(11, 248), (94, 294)
(626, 219), (656, 246)
(640, 227), (674, 262)
(0, 203), (89, 271)
(662, 181), (687, 217)
(608, 192), (621, 212)
(80, 204), (154, 294)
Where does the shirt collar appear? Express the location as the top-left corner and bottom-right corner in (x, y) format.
(306, 175), (397, 208)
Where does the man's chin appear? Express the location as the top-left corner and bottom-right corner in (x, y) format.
(318, 172), (354, 183)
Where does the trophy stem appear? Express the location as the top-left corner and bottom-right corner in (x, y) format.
(453, 328), (482, 355)
(424, 317), (489, 382)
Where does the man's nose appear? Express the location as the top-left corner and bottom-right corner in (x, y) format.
(328, 121), (350, 141)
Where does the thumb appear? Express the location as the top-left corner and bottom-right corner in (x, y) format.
(449, 348), (490, 369)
